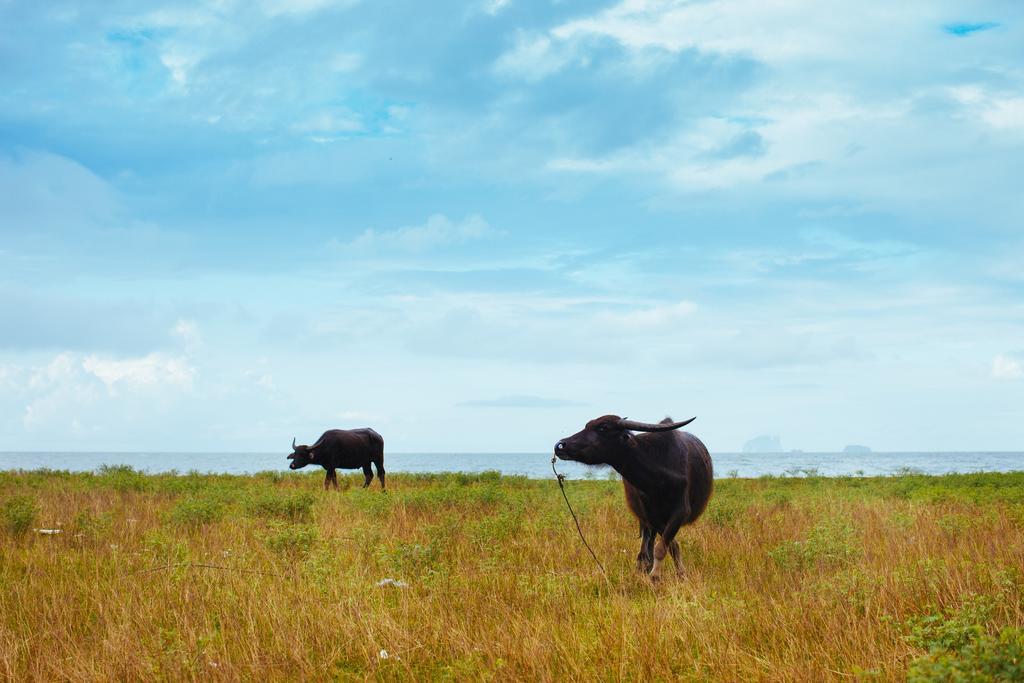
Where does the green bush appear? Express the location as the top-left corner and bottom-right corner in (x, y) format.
(378, 539), (440, 575)
(170, 496), (225, 528)
(908, 627), (1024, 682)
(97, 465), (150, 492)
(769, 519), (860, 570)
(264, 524), (318, 556)
(705, 496), (747, 527)
(246, 491), (316, 521)
(142, 529), (189, 563)
(904, 595), (995, 653)
(2, 495), (38, 536)
(73, 510), (114, 540)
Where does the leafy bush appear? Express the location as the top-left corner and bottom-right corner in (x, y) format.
(246, 491), (316, 521)
(73, 510), (114, 540)
(170, 496), (225, 528)
(2, 495), (38, 536)
(97, 465), (150, 492)
(908, 626), (1024, 681)
(762, 489), (793, 508)
(705, 496), (747, 527)
(378, 539), (440, 575)
(264, 524), (318, 556)
(142, 529), (189, 563)
(769, 519), (860, 570)
(904, 595), (995, 653)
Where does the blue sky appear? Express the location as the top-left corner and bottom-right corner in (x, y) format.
(1, 0), (1022, 453)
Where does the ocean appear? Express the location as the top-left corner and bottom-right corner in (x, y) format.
(1, 451), (1022, 479)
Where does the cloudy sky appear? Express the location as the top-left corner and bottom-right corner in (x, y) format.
(1, 0), (1022, 453)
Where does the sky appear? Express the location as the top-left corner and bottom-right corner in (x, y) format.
(1, 0), (1022, 453)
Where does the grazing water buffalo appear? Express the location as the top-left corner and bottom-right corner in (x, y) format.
(288, 428), (386, 490)
(554, 415), (712, 581)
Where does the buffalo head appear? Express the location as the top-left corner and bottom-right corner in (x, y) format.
(287, 437), (317, 470)
(554, 415), (695, 465)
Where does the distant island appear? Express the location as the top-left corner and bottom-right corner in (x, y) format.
(743, 435), (784, 453)
(842, 444), (872, 454)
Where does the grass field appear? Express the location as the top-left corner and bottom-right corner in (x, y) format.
(2, 467), (1024, 681)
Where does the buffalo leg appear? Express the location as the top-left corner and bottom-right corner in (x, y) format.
(651, 490), (692, 581)
(374, 459), (386, 490)
(636, 526), (654, 572)
(667, 539), (685, 576)
(362, 464), (373, 488)
(329, 469), (339, 490)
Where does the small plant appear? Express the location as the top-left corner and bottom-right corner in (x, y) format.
(762, 489), (792, 508)
(378, 539), (440, 575)
(264, 523), (318, 556)
(2, 495), (38, 536)
(246, 490), (316, 521)
(142, 529), (189, 563)
(73, 510), (114, 540)
(904, 595), (996, 653)
(170, 496), (224, 528)
(705, 497), (746, 527)
(908, 626), (1024, 681)
(770, 519), (860, 570)
(97, 465), (150, 492)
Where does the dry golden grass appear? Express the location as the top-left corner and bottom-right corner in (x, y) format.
(2, 467), (1023, 681)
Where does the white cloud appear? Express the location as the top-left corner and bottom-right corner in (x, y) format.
(550, 0), (934, 65)
(292, 109), (363, 136)
(13, 352), (196, 435)
(28, 353), (78, 392)
(548, 93), (909, 191)
(328, 52), (363, 72)
(159, 48), (201, 89)
(493, 34), (574, 82)
(0, 150), (119, 229)
(82, 353), (196, 394)
(599, 300), (697, 329)
(992, 354), (1024, 380)
(949, 86), (1024, 132)
(345, 214), (495, 252)
(483, 0), (512, 16)
(983, 97), (1024, 130)
(261, 0), (358, 17)
(172, 319), (202, 348)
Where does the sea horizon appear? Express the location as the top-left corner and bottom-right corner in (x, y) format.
(3, 450), (1022, 479)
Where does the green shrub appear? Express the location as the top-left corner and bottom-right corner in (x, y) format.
(378, 539), (440, 575)
(142, 529), (189, 563)
(73, 510), (114, 540)
(904, 595), (995, 653)
(762, 489), (793, 508)
(2, 495), (38, 536)
(97, 465), (150, 492)
(908, 626), (1024, 681)
(246, 491), (316, 521)
(705, 497), (747, 527)
(264, 524), (318, 556)
(769, 519), (860, 570)
(170, 496), (224, 528)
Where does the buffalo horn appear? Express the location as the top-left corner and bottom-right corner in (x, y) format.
(618, 416), (696, 432)
(292, 437), (297, 450)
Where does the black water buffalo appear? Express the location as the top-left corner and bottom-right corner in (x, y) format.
(288, 428), (386, 490)
(554, 415), (712, 581)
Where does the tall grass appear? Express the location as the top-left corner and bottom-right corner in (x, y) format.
(1, 469), (1023, 680)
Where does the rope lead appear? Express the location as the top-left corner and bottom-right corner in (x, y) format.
(551, 456), (608, 579)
